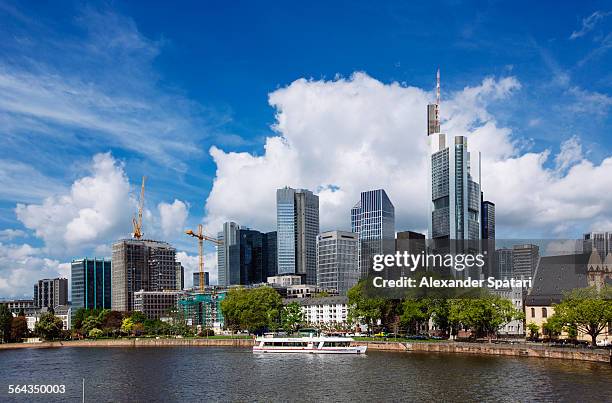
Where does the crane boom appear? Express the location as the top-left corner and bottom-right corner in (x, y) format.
(132, 176), (146, 239)
(185, 224), (222, 290)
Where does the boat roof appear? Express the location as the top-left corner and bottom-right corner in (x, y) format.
(256, 336), (354, 342)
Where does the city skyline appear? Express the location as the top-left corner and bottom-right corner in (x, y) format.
(1, 2), (612, 298)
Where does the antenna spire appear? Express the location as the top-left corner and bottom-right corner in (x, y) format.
(436, 68), (440, 128)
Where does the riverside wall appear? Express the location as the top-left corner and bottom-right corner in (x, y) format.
(1, 338), (610, 363)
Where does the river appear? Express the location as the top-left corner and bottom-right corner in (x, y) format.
(1, 347), (611, 402)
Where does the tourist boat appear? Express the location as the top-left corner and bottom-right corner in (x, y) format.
(253, 333), (367, 354)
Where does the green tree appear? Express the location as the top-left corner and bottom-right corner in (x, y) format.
(550, 286), (612, 346)
(527, 323), (540, 340)
(449, 297), (520, 340)
(399, 298), (431, 335)
(129, 311), (147, 324)
(0, 304), (12, 343)
(347, 281), (386, 334)
(281, 302), (304, 333)
(81, 315), (102, 335)
(121, 317), (135, 335)
(88, 328), (103, 339)
(542, 315), (564, 339)
(10, 315), (28, 342)
(35, 312), (64, 341)
(220, 287), (283, 333)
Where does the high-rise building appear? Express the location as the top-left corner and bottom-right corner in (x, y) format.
(351, 189), (395, 278)
(175, 262), (184, 290)
(481, 200), (495, 240)
(276, 187), (320, 284)
(263, 231), (278, 279)
(395, 231), (426, 275)
(495, 248), (513, 279)
(111, 239), (178, 312)
(34, 278), (68, 309)
(583, 232), (611, 261)
(193, 271), (210, 289)
(427, 72), (482, 241)
(316, 231), (359, 295)
(512, 244), (539, 280)
(217, 221), (239, 286)
(71, 258), (111, 317)
(217, 223), (278, 286)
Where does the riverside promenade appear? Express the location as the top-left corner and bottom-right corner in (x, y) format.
(1, 338), (610, 364)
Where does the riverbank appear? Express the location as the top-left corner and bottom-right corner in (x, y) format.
(1, 338), (610, 364)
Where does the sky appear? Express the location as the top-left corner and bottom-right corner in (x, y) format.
(1, 1), (611, 298)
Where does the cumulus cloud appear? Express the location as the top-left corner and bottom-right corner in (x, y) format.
(15, 152), (133, 255)
(205, 72), (612, 238)
(158, 199), (189, 238)
(176, 250), (218, 286)
(0, 229), (27, 241)
(0, 243), (70, 298)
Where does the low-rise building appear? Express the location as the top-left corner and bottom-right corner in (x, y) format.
(0, 299), (37, 316)
(525, 251), (612, 343)
(491, 286), (524, 336)
(267, 275), (302, 287)
(133, 290), (182, 320)
(290, 296), (349, 327)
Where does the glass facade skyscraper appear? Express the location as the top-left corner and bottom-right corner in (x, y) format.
(217, 221), (240, 286)
(481, 200), (495, 240)
(276, 187), (320, 284)
(351, 189), (395, 278)
(71, 258), (111, 319)
(316, 231), (359, 295)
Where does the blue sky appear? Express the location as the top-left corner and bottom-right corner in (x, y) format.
(0, 1), (611, 297)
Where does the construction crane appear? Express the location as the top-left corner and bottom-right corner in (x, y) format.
(185, 224), (222, 290)
(132, 176), (146, 239)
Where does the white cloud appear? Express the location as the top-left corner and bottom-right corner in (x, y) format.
(0, 242), (69, 298)
(555, 136), (583, 172)
(204, 72), (612, 238)
(176, 250), (218, 286)
(0, 229), (27, 241)
(158, 199), (189, 238)
(570, 11), (611, 39)
(15, 152), (133, 255)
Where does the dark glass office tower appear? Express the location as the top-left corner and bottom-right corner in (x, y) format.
(71, 258), (111, 318)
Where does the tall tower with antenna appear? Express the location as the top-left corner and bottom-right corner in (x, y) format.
(427, 68), (441, 135)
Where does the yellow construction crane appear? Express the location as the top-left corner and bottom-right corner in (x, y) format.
(185, 224), (222, 290)
(132, 176), (146, 239)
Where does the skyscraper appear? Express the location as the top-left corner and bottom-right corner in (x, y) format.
(217, 221), (239, 286)
(193, 271), (210, 289)
(427, 71), (482, 241)
(316, 231), (359, 295)
(175, 262), (184, 290)
(276, 187), (320, 284)
(481, 200), (495, 240)
(111, 239), (178, 312)
(71, 258), (111, 317)
(512, 244), (539, 280)
(351, 189), (395, 278)
(217, 223), (278, 286)
(34, 278), (68, 309)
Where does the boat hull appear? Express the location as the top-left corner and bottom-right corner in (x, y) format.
(253, 346), (367, 354)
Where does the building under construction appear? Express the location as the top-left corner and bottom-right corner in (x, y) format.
(177, 289), (227, 331)
(111, 239), (179, 312)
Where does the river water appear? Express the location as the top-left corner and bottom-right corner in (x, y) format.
(0, 347), (610, 402)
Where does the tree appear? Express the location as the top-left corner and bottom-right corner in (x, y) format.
(81, 316), (102, 335)
(121, 317), (135, 335)
(281, 302), (304, 333)
(542, 316), (563, 339)
(88, 328), (103, 339)
(11, 316), (28, 342)
(527, 323), (540, 340)
(347, 281), (386, 334)
(399, 298), (431, 335)
(0, 304), (12, 343)
(35, 312), (64, 341)
(448, 297), (520, 340)
(129, 311), (147, 324)
(220, 287), (283, 333)
(550, 286), (612, 347)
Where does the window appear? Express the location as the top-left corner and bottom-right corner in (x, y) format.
(542, 308), (547, 318)
(531, 308), (535, 318)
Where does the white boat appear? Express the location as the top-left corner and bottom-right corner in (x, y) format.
(253, 334), (367, 354)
